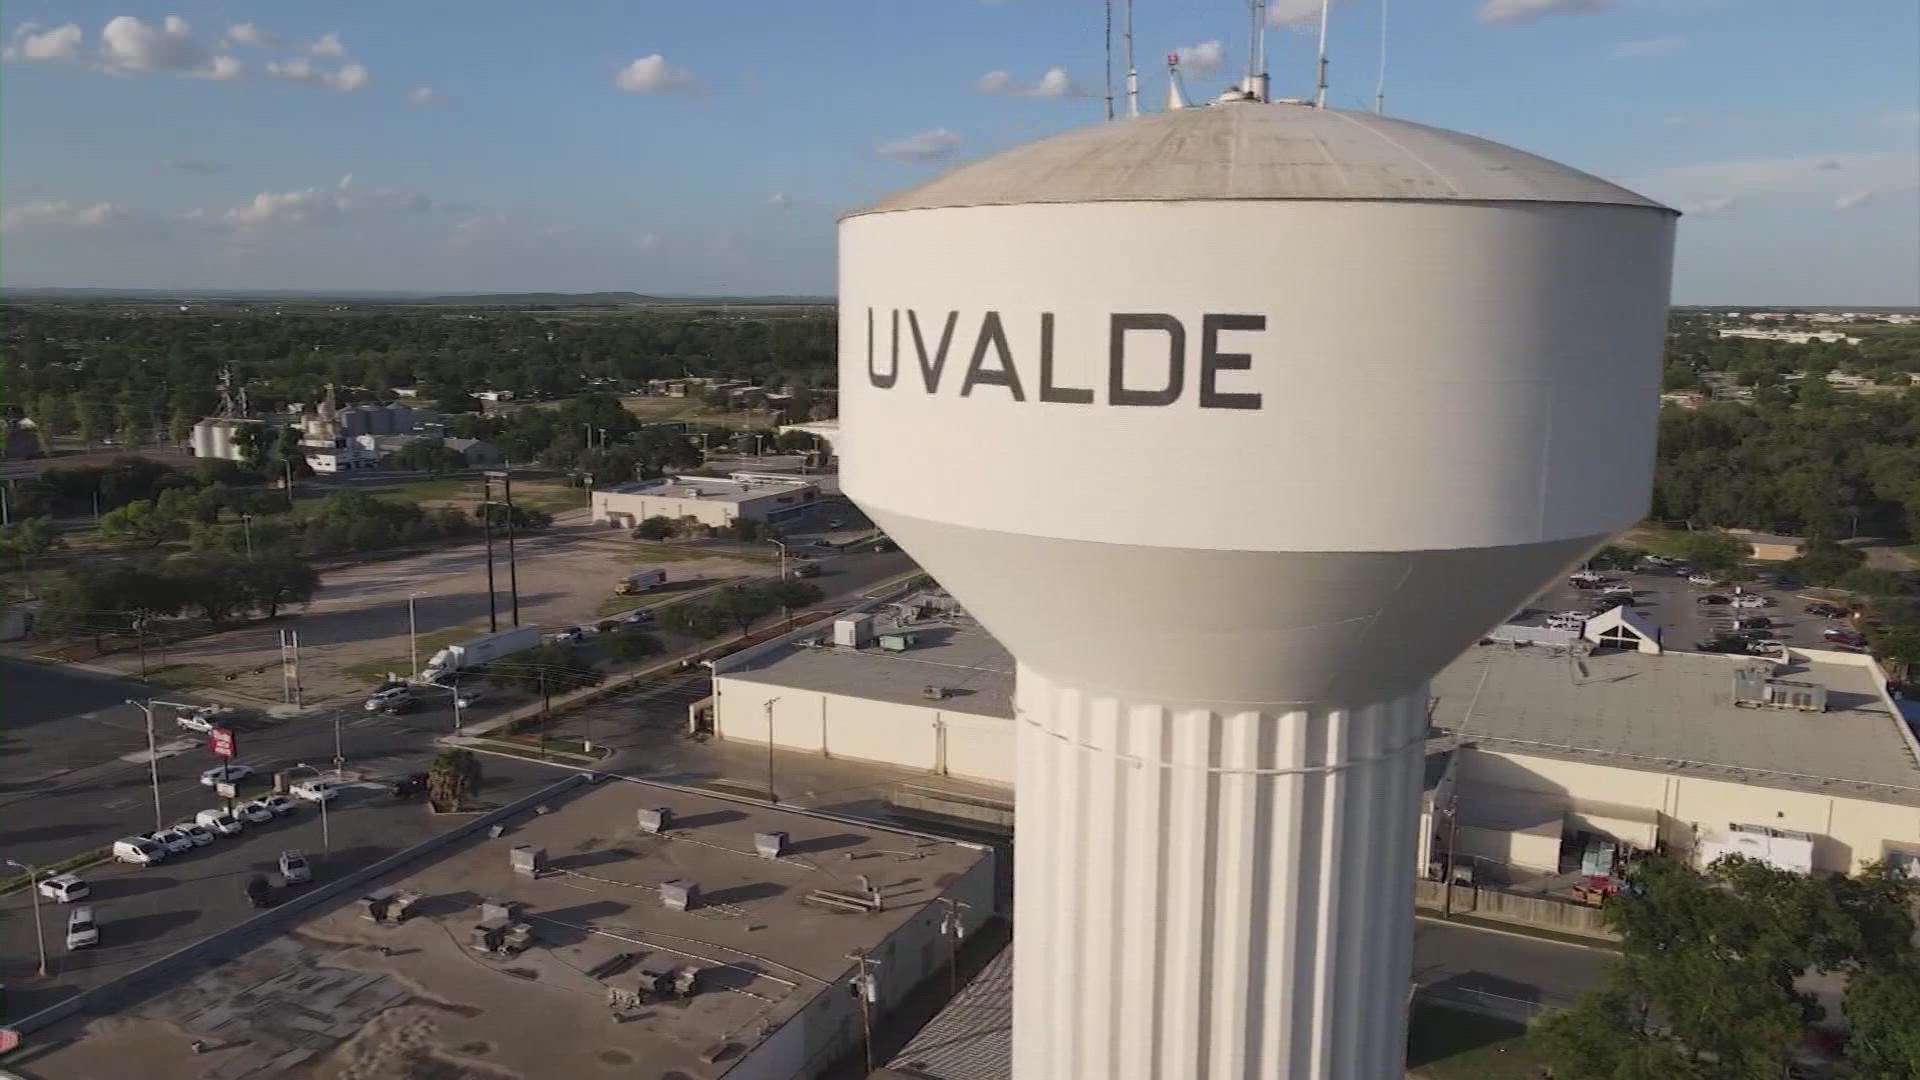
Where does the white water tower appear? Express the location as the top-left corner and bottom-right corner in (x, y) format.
(839, 102), (1675, 1077)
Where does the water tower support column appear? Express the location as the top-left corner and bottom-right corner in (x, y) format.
(1012, 666), (1427, 1080)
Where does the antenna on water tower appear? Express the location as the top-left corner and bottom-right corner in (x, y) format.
(1314, 0), (1332, 107)
(1375, 0), (1388, 114)
(1124, 0), (1139, 117)
(1104, 0), (1115, 120)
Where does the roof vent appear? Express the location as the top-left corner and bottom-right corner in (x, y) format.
(755, 831), (789, 859)
(661, 878), (700, 911)
(922, 685), (949, 701)
(637, 807), (673, 834)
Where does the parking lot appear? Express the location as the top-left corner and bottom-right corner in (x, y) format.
(1513, 560), (1859, 654)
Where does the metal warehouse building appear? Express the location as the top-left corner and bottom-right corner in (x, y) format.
(591, 473), (819, 529)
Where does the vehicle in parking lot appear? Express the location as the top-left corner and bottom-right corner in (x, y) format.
(1824, 627), (1867, 646)
(1749, 640), (1788, 659)
(201, 763), (254, 787)
(1742, 628), (1775, 640)
(235, 799), (275, 825)
(391, 772), (429, 799)
(1831, 642), (1868, 654)
(65, 906), (99, 951)
(149, 828), (194, 856)
(112, 837), (165, 865)
(1730, 594), (1769, 609)
(259, 793), (298, 816)
(1805, 602), (1848, 618)
(292, 779), (341, 803)
(175, 822), (215, 846)
(365, 685), (415, 713)
(1696, 636), (1757, 654)
(616, 609), (656, 626)
(244, 875), (276, 909)
(1687, 573), (1721, 586)
(1602, 585), (1635, 598)
(1697, 594), (1732, 606)
(1736, 616), (1772, 630)
(38, 874), (90, 903)
(1568, 572), (1604, 589)
(176, 711), (215, 733)
(196, 808), (243, 836)
(279, 850), (312, 885)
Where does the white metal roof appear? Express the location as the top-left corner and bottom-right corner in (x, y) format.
(850, 103), (1671, 217)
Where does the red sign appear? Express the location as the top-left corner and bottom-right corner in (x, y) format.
(209, 727), (236, 759)
(0, 1028), (20, 1053)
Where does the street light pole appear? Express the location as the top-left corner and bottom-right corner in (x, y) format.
(6, 859), (49, 976)
(241, 513), (254, 558)
(293, 763), (330, 850)
(128, 699), (164, 832)
(768, 538), (788, 581)
(408, 592), (423, 677)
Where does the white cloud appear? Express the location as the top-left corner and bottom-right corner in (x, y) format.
(310, 32), (345, 57)
(1, 199), (128, 231)
(409, 86), (444, 105)
(1630, 151), (1920, 211)
(217, 177), (435, 227)
(222, 22), (281, 49)
(267, 57), (368, 91)
(876, 128), (962, 163)
(2, 21), (83, 62)
(769, 192), (793, 208)
(1174, 40), (1226, 77)
(977, 66), (1087, 99)
(197, 54), (243, 81)
(1834, 191), (1874, 211)
(99, 14), (228, 76)
(1678, 196), (1736, 217)
(1267, 0), (1327, 28)
(1615, 35), (1685, 58)
(1479, 0), (1610, 25)
(614, 54), (694, 93)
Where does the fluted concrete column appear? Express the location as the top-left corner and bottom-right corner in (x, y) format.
(1012, 665), (1427, 1080)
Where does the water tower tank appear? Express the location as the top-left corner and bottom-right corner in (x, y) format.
(839, 103), (1675, 1079)
(387, 403), (415, 433)
(190, 419), (217, 458)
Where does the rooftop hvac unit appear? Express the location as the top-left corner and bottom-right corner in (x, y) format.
(509, 844), (547, 878)
(480, 897), (523, 924)
(755, 831), (788, 859)
(661, 878), (700, 911)
(922, 685), (949, 701)
(637, 807), (673, 834)
(880, 632), (917, 652)
(833, 615), (874, 649)
(1731, 667), (1827, 712)
(637, 963), (676, 997)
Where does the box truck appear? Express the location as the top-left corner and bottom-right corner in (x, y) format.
(421, 625), (541, 683)
(615, 567), (669, 595)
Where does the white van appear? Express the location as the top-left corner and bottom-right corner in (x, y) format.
(112, 836), (165, 865)
(196, 808), (243, 837)
(65, 906), (99, 950)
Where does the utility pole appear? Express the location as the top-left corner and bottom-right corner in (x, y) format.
(936, 897), (973, 997)
(494, 470), (521, 626)
(846, 950), (882, 1076)
(294, 763), (330, 850)
(481, 472), (499, 632)
(408, 592), (423, 676)
(768, 538), (788, 581)
(5, 859), (48, 976)
(128, 699), (165, 832)
(332, 712), (344, 774)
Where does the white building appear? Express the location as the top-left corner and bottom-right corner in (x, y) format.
(1718, 328), (1863, 346)
(592, 473), (819, 529)
(711, 610), (1920, 880)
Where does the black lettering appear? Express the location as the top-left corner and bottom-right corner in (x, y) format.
(909, 309), (960, 393)
(867, 307), (897, 388)
(960, 311), (1027, 400)
(1038, 313), (1092, 404)
(1109, 313), (1185, 407)
(1199, 314), (1264, 410)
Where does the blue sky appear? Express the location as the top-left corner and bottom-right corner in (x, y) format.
(1, 1), (1915, 303)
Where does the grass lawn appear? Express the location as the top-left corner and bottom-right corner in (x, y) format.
(1405, 1005), (1550, 1080)
(593, 577), (739, 617)
(362, 475), (589, 515)
(144, 663), (219, 692)
(1621, 524), (1693, 556)
(343, 623), (487, 684)
(1891, 544), (1920, 570)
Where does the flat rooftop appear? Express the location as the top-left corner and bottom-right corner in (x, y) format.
(722, 618), (1017, 720)
(1431, 646), (1920, 805)
(597, 474), (814, 505)
(23, 779), (991, 1080)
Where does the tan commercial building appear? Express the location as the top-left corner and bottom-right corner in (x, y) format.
(591, 473), (819, 529)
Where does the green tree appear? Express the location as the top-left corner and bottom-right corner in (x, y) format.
(767, 579), (824, 621)
(166, 556), (256, 625)
(709, 585), (777, 637)
(0, 517), (63, 563)
(603, 627), (664, 663)
(426, 747), (483, 812)
(633, 515), (677, 540)
(773, 428), (816, 453)
(167, 410), (194, 444)
(1844, 954), (1920, 1078)
(481, 642), (602, 697)
(237, 551), (321, 618)
(34, 392), (74, 439)
(661, 600), (729, 639)
(1673, 529), (1751, 575)
(75, 397), (112, 449)
(97, 498), (187, 548)
(1787, 536), (1865, 586)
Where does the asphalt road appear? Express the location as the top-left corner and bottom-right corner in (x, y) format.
(1411, 917), (1612, 1009)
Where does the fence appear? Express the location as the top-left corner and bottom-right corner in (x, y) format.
(1414, 879), (1618, 941)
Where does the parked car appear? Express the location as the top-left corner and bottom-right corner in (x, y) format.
(1736, 616), (1772, 630)
(196, 808), (244, 836)
(65, 906), (99, 950)
(1696, 637), (1753, 654)
(616, 609), (656, 626)
(244, 875), (276, 909)
(291, 779), (341, 803)
(1696, 594), (1732, 606)
(1749, 641), (1788, 659)
(391, 772), (429, 799)
(175, 710), (215, 734)
(1602, 585), (1635, 598)
(1730, 594), (1769, 609)
(1687, 573), (1721, 586)
(1805, 602), (1847, 618)
(1824, 627), (1867, 646)
(175, 822), (215, 846)
(112, 837), (165, 865)
(234, 799), (275, 825)
(278, 850), (312, 886)
(38, 874), (90, 904)
(793, 561), (821, 578)
(259, 793), (298, 816)
(1772, 576), (1801, 591)
(200, 763), (254, 787)
(148, 828), (193, 856)
(365, 686), (414, 713)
